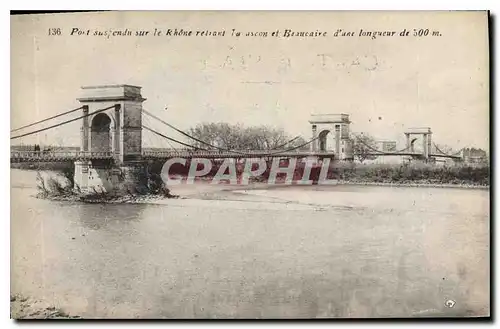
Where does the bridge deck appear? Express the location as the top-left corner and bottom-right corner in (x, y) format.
(10, 150), (462, 163)
(141, 150), (337, 159)
(10, 150), (336, 162)
(364, 152), (462, 159)
(10, 151), (114, 162)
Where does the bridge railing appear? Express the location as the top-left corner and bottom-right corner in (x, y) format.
(11, 149), (337, 160)
(141, 149), (336, 157)
(10, 151), (113, 158)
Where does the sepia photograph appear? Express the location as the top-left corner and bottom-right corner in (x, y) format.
(9, 10), (490, 319)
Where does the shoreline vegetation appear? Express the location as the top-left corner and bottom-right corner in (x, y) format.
(333, 180), (488, 190)
(36, 192), (180, 203)
(34, 170), (180, 204)
(25, 162), (489, 204)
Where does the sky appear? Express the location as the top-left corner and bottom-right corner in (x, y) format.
(10, 11), (489, 151)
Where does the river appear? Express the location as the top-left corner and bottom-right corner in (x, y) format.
(10, 169), (490, 318)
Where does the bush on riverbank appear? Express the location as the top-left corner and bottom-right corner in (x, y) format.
(29, 160), (489, 201)
(163, 161), (489, 186)
(11, 162), (73, 171)
(36, 171), (75, 198)
(35, 168), (178, 203)
(331, 162), (489, 186)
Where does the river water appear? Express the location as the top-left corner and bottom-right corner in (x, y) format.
(10, 169), (489, 318)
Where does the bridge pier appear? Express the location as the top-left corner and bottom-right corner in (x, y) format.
(74, 160), (149, 194)
(118, 161), (149, 194)
(74, 160), (120, 193)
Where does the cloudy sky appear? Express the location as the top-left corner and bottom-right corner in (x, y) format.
(11, 11), (489, 151)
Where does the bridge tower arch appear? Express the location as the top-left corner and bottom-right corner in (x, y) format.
(74, 84), (147, 193)
(404, 127), (432, 160)
(317, 129), (330, 151)
(309, 114), (353, 160)
(78, 84), (146, 164)
(90, 112), (114, 153)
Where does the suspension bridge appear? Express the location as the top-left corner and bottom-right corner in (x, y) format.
(350, 137), (463, 160)
(10, 85), (463, 191)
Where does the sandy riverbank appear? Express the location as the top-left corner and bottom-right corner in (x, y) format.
(34, 179), (489, 206)
(333, 180), (489, 190)
(10, 295), (81, 319)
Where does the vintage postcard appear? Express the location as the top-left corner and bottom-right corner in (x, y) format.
(10, 11), (489, 319)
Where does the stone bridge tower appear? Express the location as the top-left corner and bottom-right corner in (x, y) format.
(404, 127), (432, 160)
(74, 84), (147, 193)
(309, 113), (353, 160)
(78, 84), (145, 163)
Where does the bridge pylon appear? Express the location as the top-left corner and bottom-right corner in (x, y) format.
(78, 84), (146, 164)
(75, 85), (148, 193)
(404, 127), (432, 161)
(308, 114), (353, 160)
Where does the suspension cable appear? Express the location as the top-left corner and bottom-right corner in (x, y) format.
(143, 123), (318, 157)
(432, 143), (447, 155)
(144, 108), (324, 156)
(10, 105), (116, 140)
(259, 137), (318, 156)
(354, 137), (387, 154)
(142, 116), (156, 150)
(432, 143), (463, 156)
(142, 125), (211, 151)
(144, 116), (167, 150)
(143, 109), (316, 156)
(11, 106), (84, 133)
(355, 136), (411, 154)
(144, 115), (175, 149)
(142, 109), (243, 154)
(142, 109), (250, 154)
(270, 136), (301, 150)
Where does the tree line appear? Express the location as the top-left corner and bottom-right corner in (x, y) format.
(187, 122), (489, 164)
(188, 123), (309, 151)
(188, 122), (381, 161)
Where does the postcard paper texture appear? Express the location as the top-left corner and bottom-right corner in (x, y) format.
(10, 11), (489, 319)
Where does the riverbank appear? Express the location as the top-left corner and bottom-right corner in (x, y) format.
(33, 179), (488, 205)
(10, 295), (81, 319)
(35, 192), (180, 204)
(334, 180), (489, 190)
